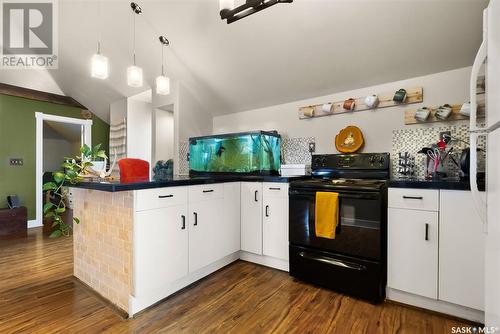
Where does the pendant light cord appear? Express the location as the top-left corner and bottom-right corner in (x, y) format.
(133, 11), (136, 65)
(97, 0), (101, 54)
(161, 44), (164, 76)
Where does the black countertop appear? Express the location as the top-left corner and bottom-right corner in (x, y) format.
(389, 178), (485, 191)
(70, 175), (303, 192)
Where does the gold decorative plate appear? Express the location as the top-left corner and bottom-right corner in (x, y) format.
(335, 126), (364, 153)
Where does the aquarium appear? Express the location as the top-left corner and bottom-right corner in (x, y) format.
(189, 131), (281, 175)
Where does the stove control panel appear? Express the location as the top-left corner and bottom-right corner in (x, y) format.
(312, 153), (390, 170)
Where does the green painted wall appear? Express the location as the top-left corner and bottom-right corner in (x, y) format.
(0, 93), (109, 220)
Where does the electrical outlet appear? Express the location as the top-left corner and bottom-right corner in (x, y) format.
(9, 158), (24, 166)
(308, 142), (316, 153)
(440, 131), (451, 143)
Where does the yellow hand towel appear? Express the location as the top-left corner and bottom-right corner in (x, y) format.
(315, 192), (339, 239)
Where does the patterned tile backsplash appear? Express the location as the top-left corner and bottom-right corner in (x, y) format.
(179, 140), (189, 175)
(281, 137), (315, 165)
(392, 124), (486, 179)
(178, 136), (314, 175)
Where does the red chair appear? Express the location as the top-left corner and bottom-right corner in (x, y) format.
(118, 158), (150, 183)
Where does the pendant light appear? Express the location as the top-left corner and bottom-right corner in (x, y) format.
(91, 0), (108, 79)
(127, 2), (143, 87)
(155, 36), (170, 95)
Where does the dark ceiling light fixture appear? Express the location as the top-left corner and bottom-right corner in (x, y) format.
(219, 0), (293, 24)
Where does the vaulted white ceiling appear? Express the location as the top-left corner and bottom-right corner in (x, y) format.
(0, 0), (489, 123)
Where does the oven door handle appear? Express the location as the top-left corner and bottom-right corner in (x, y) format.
(289, 189), (380, 200)
(298, 252), (367, 271)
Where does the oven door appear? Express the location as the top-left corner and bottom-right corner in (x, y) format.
(289, 188), (384, 261)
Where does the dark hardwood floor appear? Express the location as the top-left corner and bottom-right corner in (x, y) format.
(0, 228), (475, 333)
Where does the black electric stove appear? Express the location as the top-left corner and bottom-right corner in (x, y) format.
(289, 153), (389, 303)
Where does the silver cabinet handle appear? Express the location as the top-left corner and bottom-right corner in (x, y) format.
(425, 223), (429, 241)
(193, 212), (198, 226)
(269, 187), (281, 190)
(265, 205), (269, 217)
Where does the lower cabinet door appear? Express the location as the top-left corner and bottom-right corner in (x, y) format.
(134, 205), (188, 296)
(439, 190), (485, 310)
(241, 182), (263, 255)
(388, 208), (438, 299)
(188, 199), (224, 273)
(262, 195), (289, 260)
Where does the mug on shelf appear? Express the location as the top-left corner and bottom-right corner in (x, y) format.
(415, 107), (431, 121)
(459, 102), (472, 117)
(364, 94), (379, 108)
(343, 98), (356, 111)
(322, 103), (333, 113)
(435, 104), (453, 120)
(303, 106), (315, 117)
(393, 88), (407, 103)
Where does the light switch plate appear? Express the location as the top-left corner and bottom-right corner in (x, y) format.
(308, 142), (316, 153)
(9, 158), (24, 166)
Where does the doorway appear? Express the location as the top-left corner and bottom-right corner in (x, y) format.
(153, 104), (175, 165)
(35, 113), (92, 228)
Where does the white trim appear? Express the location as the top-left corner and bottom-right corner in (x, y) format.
(387, 288), (484, 323)
(239, 251), (289, 272)
(35, 112), (92, 227)
(27, 219), (43, 229)
(128, 252), (240, 317)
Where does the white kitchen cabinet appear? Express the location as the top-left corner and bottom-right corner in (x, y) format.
(439, 190), (485, 310)
(262, 183), (289, 261)
(134, 204), (188, 297)
(188, 195), (225, 273)
(221, 182), (241, 257)
(241, 182), (263, 255)
(388, 207), (439, 299)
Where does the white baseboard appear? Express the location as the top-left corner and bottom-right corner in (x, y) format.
(239, 251), (289, 272)
(128, 252), (240, 317)
(27, 220), (43, 229)
(387, 288), (484, 323)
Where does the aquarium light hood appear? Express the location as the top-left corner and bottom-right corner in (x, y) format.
(219, 0), (293, 24)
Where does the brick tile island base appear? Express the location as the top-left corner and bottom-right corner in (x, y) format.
(71, 188), (134, 314)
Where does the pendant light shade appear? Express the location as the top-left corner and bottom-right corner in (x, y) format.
(127, 65), (143, 87)
(219, 0), (234, 11)
(156, 35), (170, 95)
(91, 53), (109, 79)
(156, 75), (170, 95)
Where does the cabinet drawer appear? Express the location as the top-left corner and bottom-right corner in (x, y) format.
(135, 187), (188, 211)
(263, 182), (289, 198)
(188, 183), (224, 202)
(388, 188), (439, 211)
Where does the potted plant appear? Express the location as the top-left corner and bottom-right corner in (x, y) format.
(42, 144), (108, 238)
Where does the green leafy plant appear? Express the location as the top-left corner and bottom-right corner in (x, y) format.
(43, 144), (108, 238)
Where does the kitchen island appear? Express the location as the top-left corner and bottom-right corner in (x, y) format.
(70, 175), (294, 317)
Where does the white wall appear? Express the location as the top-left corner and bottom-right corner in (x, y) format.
(43, 138), (79, 172)
(178, 83), (213, 141)
(126, 99), (153, 164)
(213, 67), (472, 154)
(154, 108), (174, 162)
(110, 99), (127, 125)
